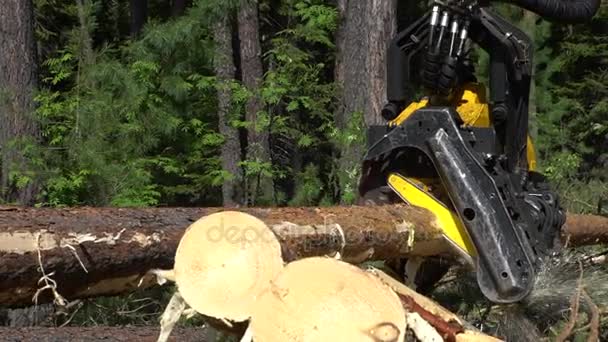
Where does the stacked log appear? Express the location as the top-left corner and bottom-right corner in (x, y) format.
(162, 211), (503, 341)
(0, 205), (605, 307)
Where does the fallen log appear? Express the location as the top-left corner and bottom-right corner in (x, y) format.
(0, 326), (209, 341)
(562, 213), (608, 246)
(0, 204), (443, 307)
(0, 205), (606, 307)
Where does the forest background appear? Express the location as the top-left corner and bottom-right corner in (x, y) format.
(0, 0), (606, 334)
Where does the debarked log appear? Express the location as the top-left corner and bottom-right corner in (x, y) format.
(0, 205), (605, 307)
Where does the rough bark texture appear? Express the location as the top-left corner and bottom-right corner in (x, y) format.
(214, 15), (243, 207)
(0, 204), (444, 307)
(237, 0), (273, 205)
(0, 0), (40, 205)
(171, 0), (188, 17)
(562, 213), (608, 246)
(129, 0), (148, 37)
(0, 205), (605, 307)
(521, 10), (538, 139)
(0, 327), (209, 341)
(334, 0), (397, 203)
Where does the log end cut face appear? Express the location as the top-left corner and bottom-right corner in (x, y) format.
(174, 211), (284, 322)
(250, 257), (407, 342)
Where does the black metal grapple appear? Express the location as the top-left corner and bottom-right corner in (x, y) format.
(358, 0), (599, 303)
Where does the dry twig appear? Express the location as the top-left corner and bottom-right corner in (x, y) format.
(582, 290), (600, 342)
(555, 261), (584, 342)
(32, 233), (68, 307)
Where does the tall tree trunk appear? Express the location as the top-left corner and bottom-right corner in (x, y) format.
(130, 0), (148, 37)
(521, 10), (538, 140)
(0, 0), (45, 324)
(0, 0), (40, 205)
(334, 0), (397, 203)
(237, 0), (273, 206)
(171, 0), (188, 17)
(214, 15), (243, 207)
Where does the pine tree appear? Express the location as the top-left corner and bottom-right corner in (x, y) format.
(334, 0), (397, 204)
(238, 0), (274, 205)
(0, 0), (41, 205)
(213, 10), (243, 206)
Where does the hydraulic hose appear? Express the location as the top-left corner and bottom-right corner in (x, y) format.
(500, 0), (601, 23)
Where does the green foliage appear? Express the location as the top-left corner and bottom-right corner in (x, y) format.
(288, 164), (324, 206)
(535, 7), (608, 167)
(29, 0), (344, 208)
(255, 0), (339, 205)
(31, 0), (235, 207)
(328, 109), (366, 205)
(543, 151), (583, 184)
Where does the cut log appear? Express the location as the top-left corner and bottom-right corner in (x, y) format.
(173, 211), (283, 322)
(247, 257), (503, 341)
(562, 213), (608, 246)
(250, 257), (408, 342)
(0, 205), (605, 307)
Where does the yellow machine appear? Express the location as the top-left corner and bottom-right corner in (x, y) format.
(388, 82), (537, 170)
(354, 0), (602, 303)
(381, 82), (537, 269)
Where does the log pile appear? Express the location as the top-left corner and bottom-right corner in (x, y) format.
(0, 204), (447, 307)
(0, 205), (606, 307)
(0, 204), (606, 341)
(159, 211), (503, 341)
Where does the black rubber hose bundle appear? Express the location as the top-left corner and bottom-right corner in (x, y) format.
(502, 0), (601, 23)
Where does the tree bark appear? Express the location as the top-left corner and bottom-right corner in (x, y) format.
(521, 10), (538, 140)
(0, 204), (442, 307)
(370, 268), (503, 342)
(334, 0), (397, 124)
(334, 0), (397, 203)
(0, 0), (40, 205)
(171, 0), (189, 17)
(237, 0), (273, 205)
(0, 205), (605, 307)
(130, 0), (148, 37)
(214, 15), (243, 207)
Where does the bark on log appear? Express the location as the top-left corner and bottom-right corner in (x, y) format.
(0, 205), (605, 308)
(369, 268), (503, 342)
(0, 204), (442, 307)
(562, 213), (608, 246)
(0, 327), (208, 341)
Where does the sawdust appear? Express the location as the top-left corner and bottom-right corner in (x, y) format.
(431, 249), (608, 341)
(493, 250), (608, 340)
(522, 251), (608, 326)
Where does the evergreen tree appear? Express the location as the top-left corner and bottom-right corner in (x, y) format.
(0, 0), (41, 205)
